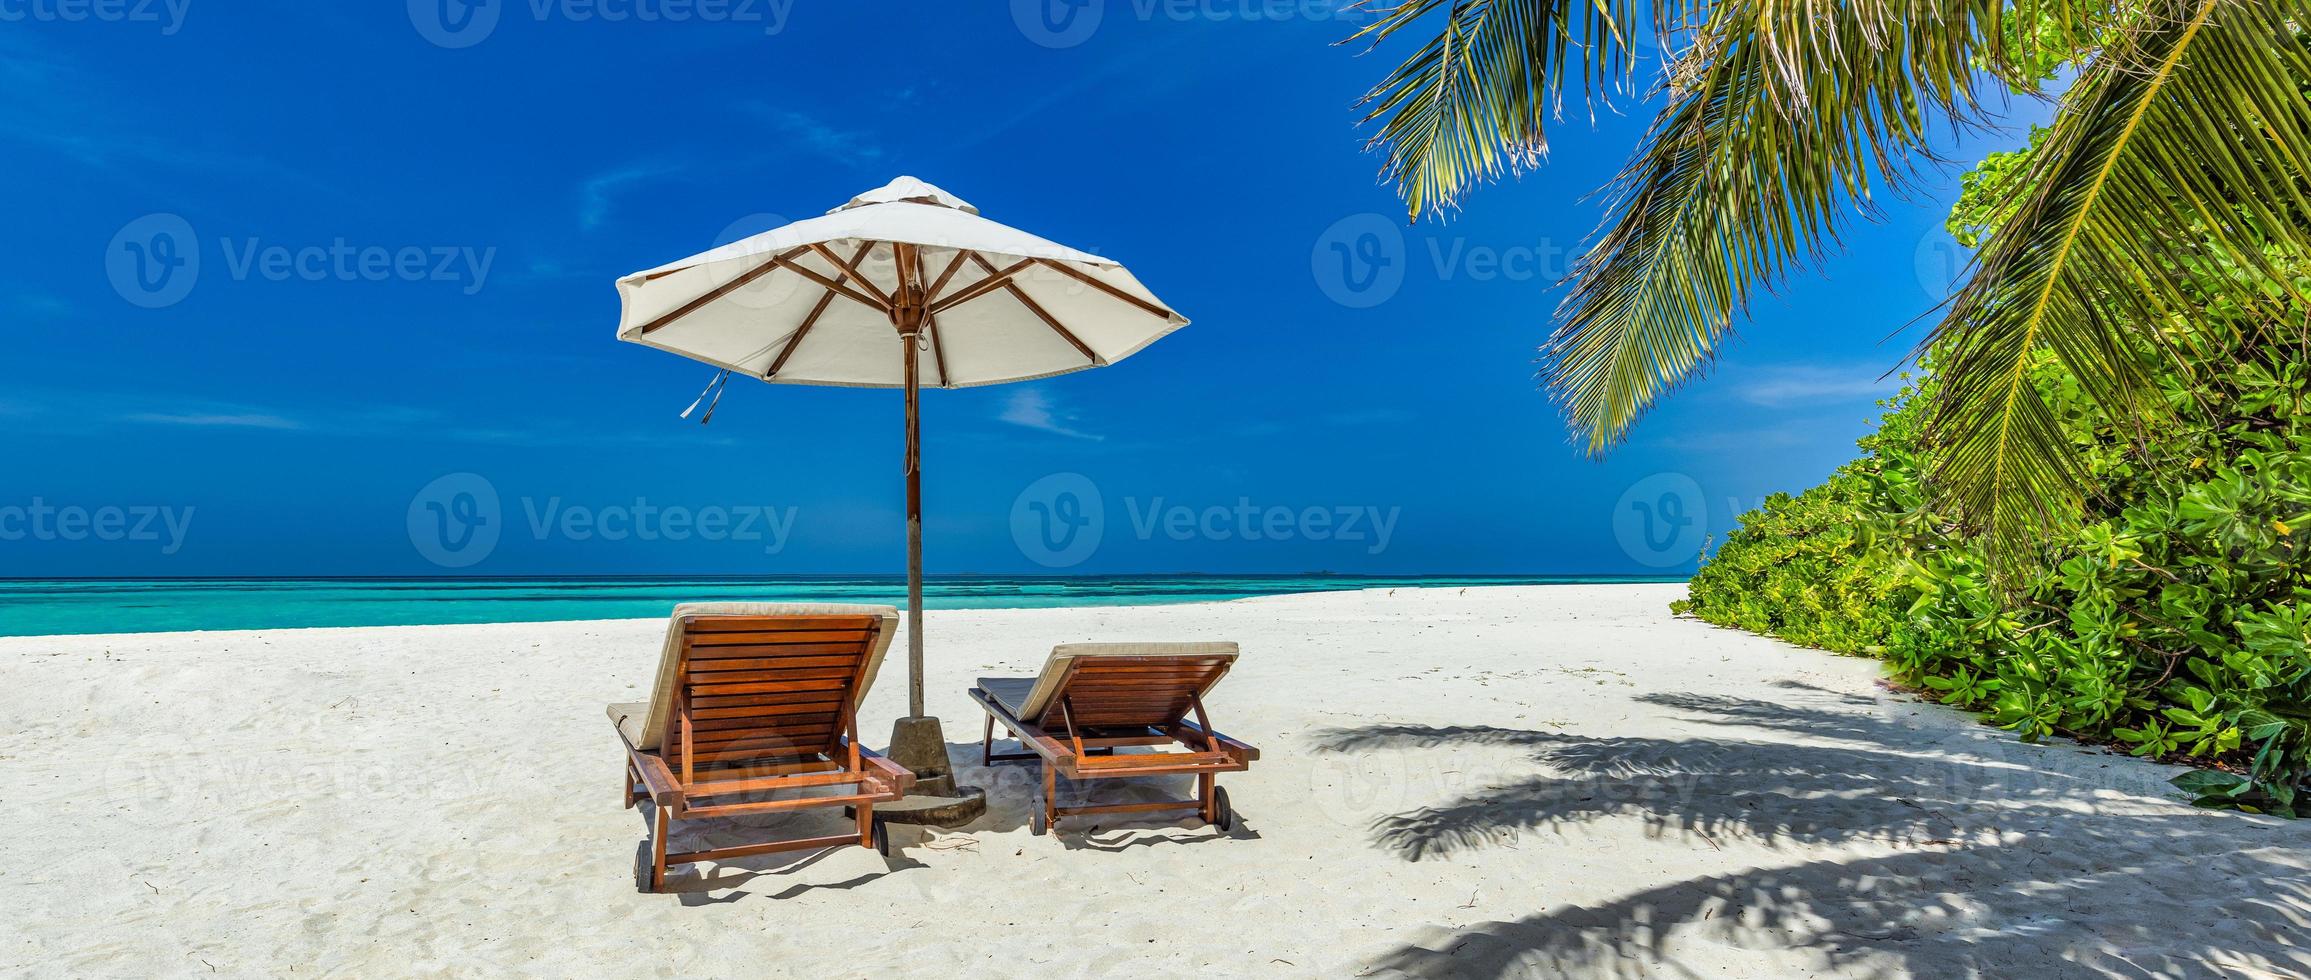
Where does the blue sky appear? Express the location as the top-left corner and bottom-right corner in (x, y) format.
(0, 2), (2048, 577)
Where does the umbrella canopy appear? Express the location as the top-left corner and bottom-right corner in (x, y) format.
(615, 176), (1188, 388)
(613, 177), (1188, 733)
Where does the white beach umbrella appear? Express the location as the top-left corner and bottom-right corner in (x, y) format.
(613, 177), (1188, 745)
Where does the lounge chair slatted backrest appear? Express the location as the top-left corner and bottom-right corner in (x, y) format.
(1044, 656), (1238, 735)
(1016, 637), (1238, 730)
(620, 602), (893, 746)
(610, 602), (912, 891)
(972, 641), (1258, 835)
(675, 615), (884, 767)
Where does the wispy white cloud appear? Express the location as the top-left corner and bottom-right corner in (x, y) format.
(1227, 407), (1413, 439)
(573, 105), (880, 238)
(1326, 408), (1415, 427)
(1229, 420), (1288, 438)
(0, 35), (333, 196)
(10, 291), (73, 318)
(751, 107), (887, 166)
(447, 426), (739, 449)
(124, 412), (306, 430)
(579, 161), (688, 230)
(998, 389), (1102, 441)
(942, 37), (1194, 155)
(1637, 408), (1892, 455)
(10, 389), (724, 448)
(1731, 363), (1906, 407)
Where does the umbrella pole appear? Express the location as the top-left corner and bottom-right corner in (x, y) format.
(903, 317), (925, 719)
(880, 242), (978, 822)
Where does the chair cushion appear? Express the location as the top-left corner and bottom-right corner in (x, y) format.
(976, 677), (1038, 718)
(625, 602), (900, 752)
(606, 701), (649, 748)
(986, 641), (1239, 722)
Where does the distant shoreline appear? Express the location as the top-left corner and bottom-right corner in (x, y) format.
(0, 575), (1687, 639)
(0, 571), (1678, 583)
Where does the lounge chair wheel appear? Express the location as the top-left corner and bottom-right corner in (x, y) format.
(872, 815), (893, 857)
(1029, 808), (1048, 836)
(632, 842), (656, 893)
(1210, 786), (1233, 831)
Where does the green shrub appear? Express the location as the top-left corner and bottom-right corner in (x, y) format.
(1678, 336), (2311, 815)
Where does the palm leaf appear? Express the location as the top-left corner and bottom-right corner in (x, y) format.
(1350, 0), (1646, 218)
(1544, 0), (2025, 455)
(1925, 0), (2311, 560)
(1353, 1), (2099, 455)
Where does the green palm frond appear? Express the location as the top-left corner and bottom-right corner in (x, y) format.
(1925, 0), (2311, 559)
(1351, 0), (1645, 218)
(1544, 0), (2018, 455)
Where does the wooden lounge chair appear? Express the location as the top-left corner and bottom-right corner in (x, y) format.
(607, 602), (914, 892)
(969, 642), (1259, 835)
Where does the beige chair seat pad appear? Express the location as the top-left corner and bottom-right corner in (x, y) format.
(607, 701), (650, 748)
(976, 677), (1038, 718)
(976, 641), (1238, 722)
(608, 601), (900, 752)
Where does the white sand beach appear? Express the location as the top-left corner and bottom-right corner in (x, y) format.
(6, 584), (2306, 978)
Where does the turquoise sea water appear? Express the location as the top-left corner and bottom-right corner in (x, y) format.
(0, 575), (1677, 638)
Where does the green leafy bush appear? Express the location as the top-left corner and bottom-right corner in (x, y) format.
(1677, 335), (2311, 814)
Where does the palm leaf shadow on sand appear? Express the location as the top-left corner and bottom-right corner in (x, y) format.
(1315, 691), (2311, 978)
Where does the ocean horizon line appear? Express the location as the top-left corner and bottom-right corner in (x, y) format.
(0, 571), (1684, 583)
(0, 574), (1688, 639)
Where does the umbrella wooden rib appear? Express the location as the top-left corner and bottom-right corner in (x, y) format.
(970, 252), (1100, 366)
(635, 245), (809, 336)
(765, 241), (875, 381)
(928, 257), (1032, 316)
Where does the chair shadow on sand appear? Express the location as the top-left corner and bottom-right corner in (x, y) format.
(629, 801), (929, 905)
(954, 738), (1265, 853)
(1315, 687), (2311, 978)
(637, 737), (1255, 901)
